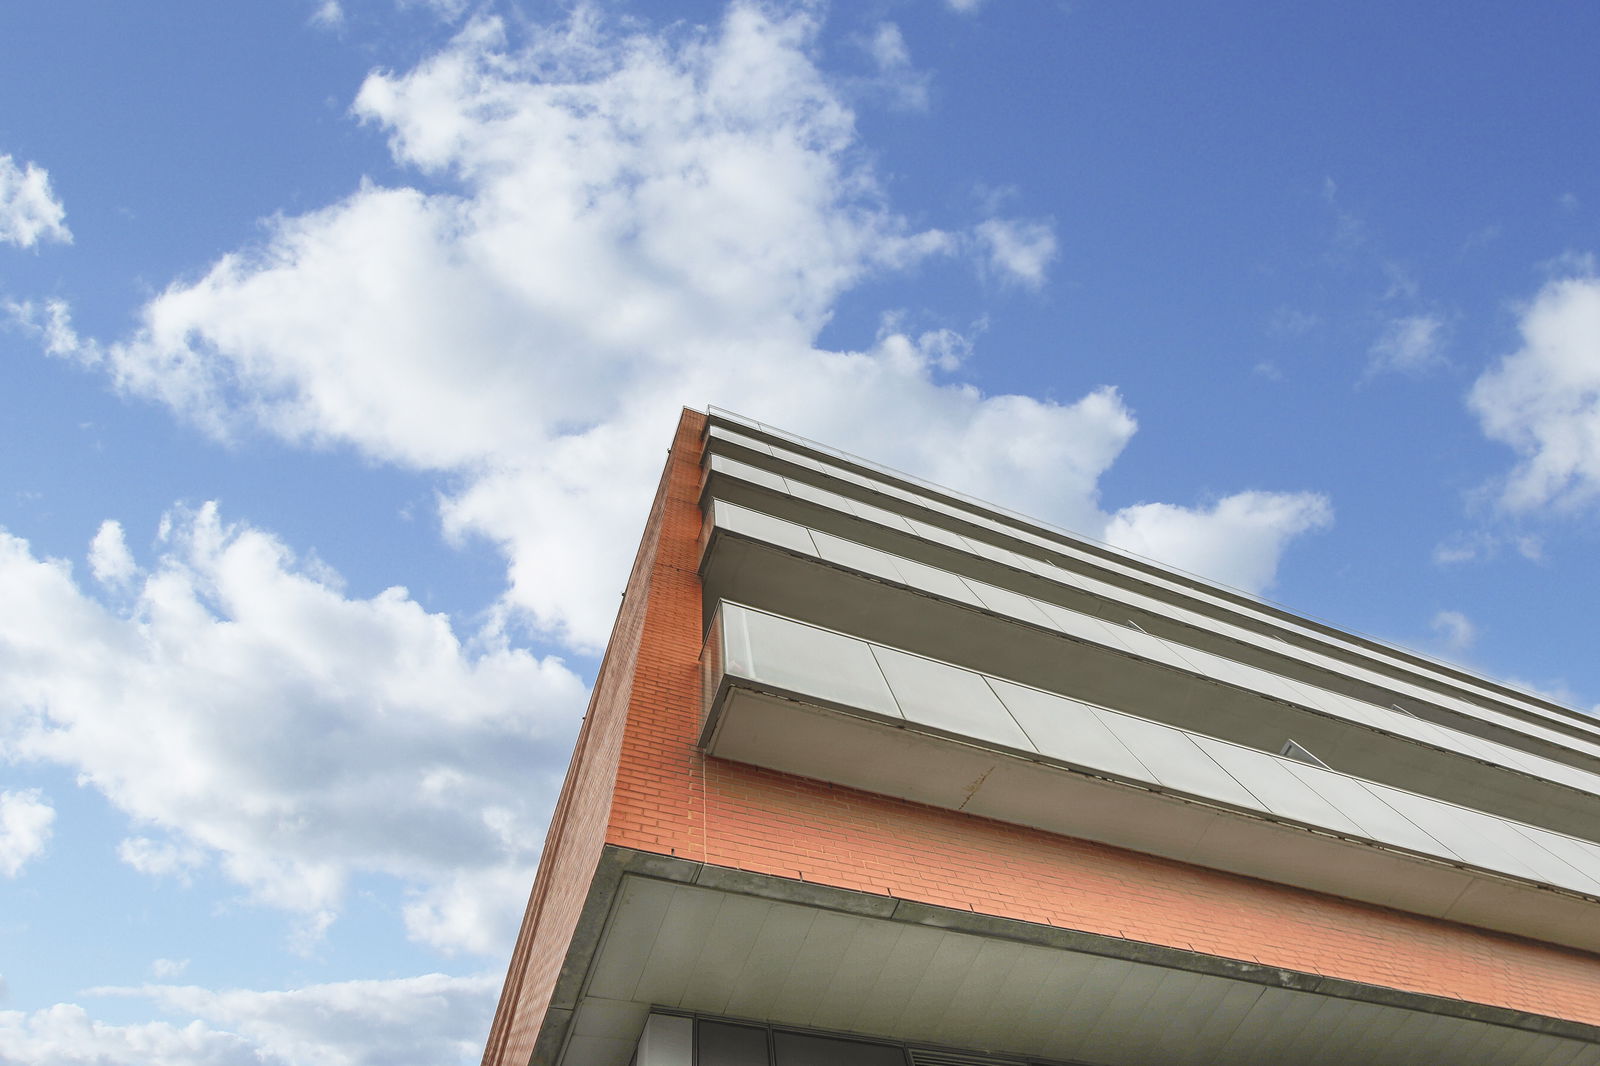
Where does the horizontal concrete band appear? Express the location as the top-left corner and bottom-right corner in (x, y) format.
(533, 844), (1600, 1064)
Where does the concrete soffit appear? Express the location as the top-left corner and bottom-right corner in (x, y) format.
(531, 845), (1600, 1065)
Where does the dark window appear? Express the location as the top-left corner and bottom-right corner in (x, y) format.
(773, 1031), (905, 1066)
(698, 1021), (770, 1066)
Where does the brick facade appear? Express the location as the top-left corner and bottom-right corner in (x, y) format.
(486, 408), (1600, 1064)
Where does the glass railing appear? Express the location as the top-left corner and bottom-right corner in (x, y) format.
(701, 600), (1600, 901)
(703, 495), (1600, 797)
(704, 421), (1600, 743)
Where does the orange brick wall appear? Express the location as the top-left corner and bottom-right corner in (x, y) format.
(604, 412), (1600, 1029)
(482, 409), (706, 1066)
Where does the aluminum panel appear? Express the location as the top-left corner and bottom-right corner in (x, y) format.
(871, 646), (1036, 752)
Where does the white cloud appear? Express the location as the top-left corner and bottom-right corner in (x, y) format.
(1430, 609), (1477, 652)
(1367, 313), (1445, 377)
(946, 0), (987, 13)
(0, 1004), (260, 1066)
(975, 216), (1057, 289)
(152, 959), (191, 979)
(0, 505), (583, 951)
(0, 973), (494, 1066)
(1102, 491), (1333, 595)
(863, 22), (928, 110)
(87, 520), (137, 586)
(0, 155), (71, 249)
(5, 298), (88, 358)
(310, 0), (344, 30)
(0, 789), (54, 877)
(25, 4), (1326, 652)
(118, 836), (206, 881)
(1469, 274), (1600, 512)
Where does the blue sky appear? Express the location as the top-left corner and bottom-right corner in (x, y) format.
(2, 1), (1599, 1062)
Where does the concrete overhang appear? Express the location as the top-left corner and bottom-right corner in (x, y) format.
(539, 847), (1600, 1066)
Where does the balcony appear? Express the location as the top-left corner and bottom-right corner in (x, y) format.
(700, 601), (1600, 953)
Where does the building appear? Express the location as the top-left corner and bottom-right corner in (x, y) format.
(482, 407), (1600, 1066)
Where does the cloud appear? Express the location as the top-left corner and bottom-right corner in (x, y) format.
(974, 216), (1057, 289)
(946, 0), (987, 12)
(0, 973), (495, 1066)
(862, 22), (928, 110)
(1102, 491), (1333, 595)
(309, 0), (344, 30)
(1266, 306), (1320, 339)
(0, 789), (54, 877)
(1367, 313), (1445, 377)
(1430, 609), (1476, 653)
(87, 520), (137, 586)
(1469, 274), (1600, 512)
(0, 155), (71, 249)
(0, 1004), (260, 1066)
(0, 505), (584, 952)
(25, 4), (1326, 652)
(0, 8), (1335, 986)
(152, 959), (191, 979)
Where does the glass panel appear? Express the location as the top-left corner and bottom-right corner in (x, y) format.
(988, 679), (1152, 781)
(772, 1031), (903, 1066)
(1361, 783), (1545, 882)
(1101, 625), (1199, 673)
(713, 502), (818, 558)
(870, 646), (1035, 751)
(887, 556), (984, 607)
(1509, 824), (1600, 895)
(959, 579), (1058, 630)
(737, 609), (902, 719)
(808, 531), (907, 584)
(1179, 647), (1306, 707)
(785, 480), (856, 515)
(1030, 600), (1135, 652)
(720, 604), (756, 680)
(1276, 761), (1458, 859)
(904, 517), (973, 551)
(709, 454), (788, 492)
(1015, 552), (1069, 580)
(847, 498), (917, 534)
(1094, 713), (1262, 809)
(959, 535), (1027, 569)
(707, 425), (775, 455)
(1189, 737), (1365, 835)
(701, 607), (726, 725)
(698, 1021), (770, 1066)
